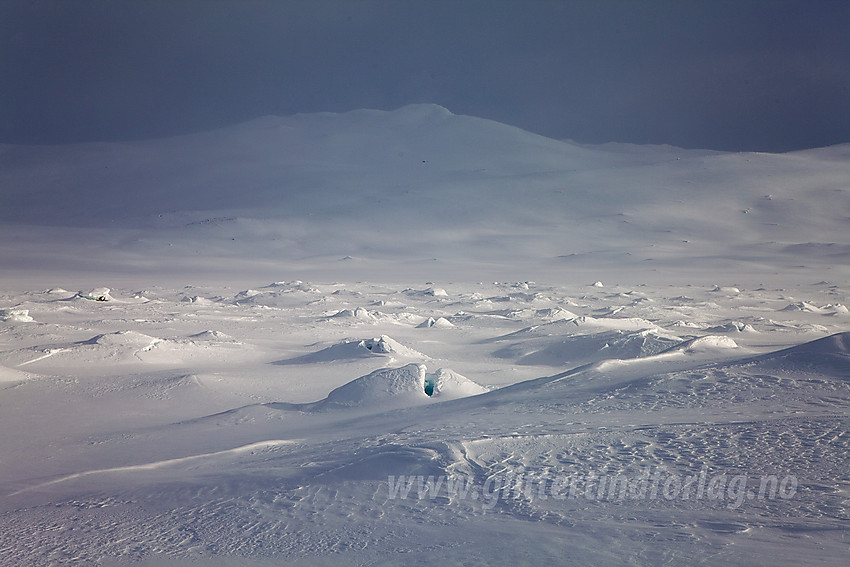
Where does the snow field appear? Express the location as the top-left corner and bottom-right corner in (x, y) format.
(0, 106), (848, 565)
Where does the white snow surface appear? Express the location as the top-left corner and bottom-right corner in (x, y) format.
(0, 105), (848, 566)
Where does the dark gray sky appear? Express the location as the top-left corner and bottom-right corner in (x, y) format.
(2, 0), (849, 151)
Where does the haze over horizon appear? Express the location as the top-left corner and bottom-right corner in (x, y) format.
(2, 0), (849, 152)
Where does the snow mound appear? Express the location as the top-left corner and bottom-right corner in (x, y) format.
(0, 309), (34, 323)
(181, 296), (217, 305)
(772, 331), (850, 356)
(405, 287), (448, 297)
(322, 363), (486, 408)
(780, 331), (850, 356)
(671, 320), (707, 329)
(535, 307), (578, 321)
(781, 302), (848, 315)
(496, 329), (680, 367)
(565, 315), (658, 332)
(417, 316), (455, 328)
(46, 288), (71, 295)
(425, 368), (489, 399)
(329, 307), (376, 321)
(4, 330), (252, 369)
(360, 335), (424, 357)
(666, 335), (740, 354)
(277, 335), (426, 364)
(229, 285), (322, 308)
(235, 289), (262, 300)
(79, 287), (113, 301)
(781, 301), (825, 313)
(189, 330), (237, 342)
(752, 332), (850, 375)
(324, 364), (429, 407)
(705, 321), (758, 333)
(265, 280), (321, 293)
(711, 286), (741, 295)
(500, 315), (659, 340)
(91, 331), (161, 349)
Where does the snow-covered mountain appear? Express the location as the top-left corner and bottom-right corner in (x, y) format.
(2, 104), (848, 285)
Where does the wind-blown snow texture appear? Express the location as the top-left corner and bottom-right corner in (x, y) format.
(0, 106), (847, 566)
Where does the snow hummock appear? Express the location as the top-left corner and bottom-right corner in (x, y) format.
(322, 363), (486, 408)
(425, 367), (489, 399)
(189, 330), (237, 342)
(330, 307), (376, 320)
(417, 316), (455, 328)
(781, 301), (849, 315)
(78, 287), (113, 302)
(705, 321), (759, 333)
(277, 335), (426, 364)
(360, 335), (423, 357)
(669, 335), (740, 353)
(323, 364), (429, 407)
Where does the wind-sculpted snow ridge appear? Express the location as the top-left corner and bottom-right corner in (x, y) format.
(744, 331), (850, 375)
(474, 332), (850, 409)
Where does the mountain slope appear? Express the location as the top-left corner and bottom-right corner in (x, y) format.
(1, 104), (848, 283)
